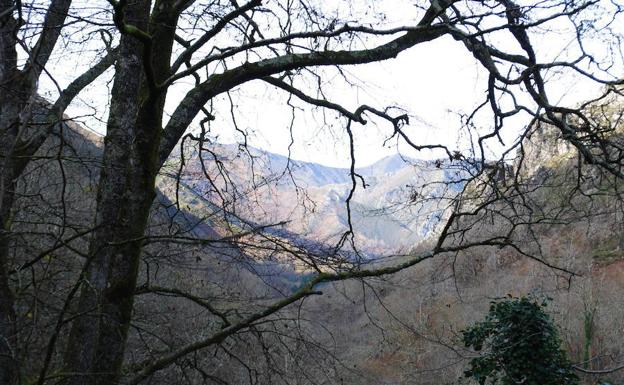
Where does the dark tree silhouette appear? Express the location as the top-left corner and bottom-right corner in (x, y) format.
(0, 0), (623, 384)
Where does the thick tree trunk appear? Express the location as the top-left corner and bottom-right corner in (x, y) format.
(0, 16), (22, 376)
(0, 87), (51, 385)
(0, 198), (18, 385)
(1, 1), (74, 381)
(0, 132), (20, 385)
(61, 2), (172, 384)
(62, 43), (146, 385)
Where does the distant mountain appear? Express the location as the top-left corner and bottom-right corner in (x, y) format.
(357, 154), (419, 177)
(161, 144), (466, 256)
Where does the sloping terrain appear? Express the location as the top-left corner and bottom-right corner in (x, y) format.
(9, 114), (624, 385)
(295, 122), (624, 385)
(162, 143), (464, 256)
(153, 127), (624, 385)
(10, 122), (315, 381)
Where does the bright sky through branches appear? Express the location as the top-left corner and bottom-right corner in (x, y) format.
(36, 0), (623, 168)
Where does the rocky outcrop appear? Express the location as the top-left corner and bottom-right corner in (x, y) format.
(514, 120), (576, 179)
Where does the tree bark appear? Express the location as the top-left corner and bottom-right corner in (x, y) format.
(0, 181), (19, 385)
(0, 105), (20, 385)
(62, 1), (180, 383)
(1, 1), (75, 380)
(1, 3), (22, 380)
(62, 8), (149, 383)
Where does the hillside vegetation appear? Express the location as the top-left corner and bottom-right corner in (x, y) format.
(6, 98), (624, 384)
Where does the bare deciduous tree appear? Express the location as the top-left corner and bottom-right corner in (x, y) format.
(0, 0), (623, 384)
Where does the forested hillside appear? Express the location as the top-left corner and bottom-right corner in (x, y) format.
(6, 109), (623, 384)
(1, 1), (623, 384)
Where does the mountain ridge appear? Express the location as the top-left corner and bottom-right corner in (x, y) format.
(169, 142), (462, 256)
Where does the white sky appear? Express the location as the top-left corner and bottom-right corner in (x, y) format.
(210, 36), (488, 167)
(36, 0), (622, 168)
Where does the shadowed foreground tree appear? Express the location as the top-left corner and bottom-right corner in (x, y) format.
(0, 0), (623, 384)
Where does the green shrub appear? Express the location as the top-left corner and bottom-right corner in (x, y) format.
(462, 296), (578, 385)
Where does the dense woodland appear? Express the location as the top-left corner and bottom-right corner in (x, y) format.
(1, 0), (624, 384)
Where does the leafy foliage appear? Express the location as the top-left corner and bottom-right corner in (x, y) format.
(462, 296), (578, 385)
